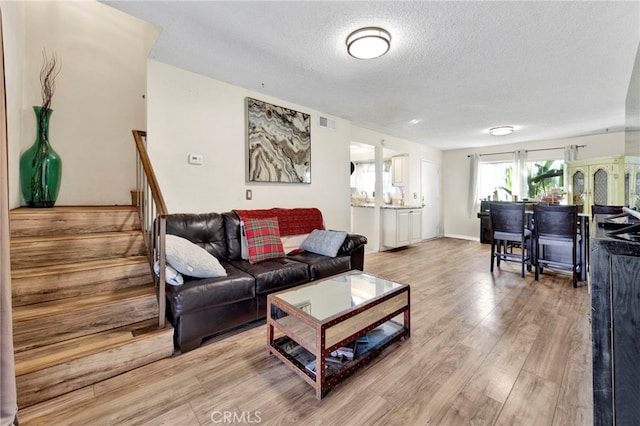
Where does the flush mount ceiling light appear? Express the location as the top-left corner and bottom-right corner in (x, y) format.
(489, 126), (514, 136)
(346, 27), (391, 59)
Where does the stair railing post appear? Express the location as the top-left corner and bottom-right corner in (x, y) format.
(157, 217), (166, 329)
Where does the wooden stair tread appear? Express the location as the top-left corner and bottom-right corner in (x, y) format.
(12, 286), (156, 323)
(11, 255), (149, 278)
(14, 319), (172, 376)
(12, 256), (153, 307)
(10, 230), (146, 269)
(10, 204), (172, 408)
(11, 230), (142, 244)
(15, 321), (174, 409)
(10, 205), (137, 215)
(10, 206), (141, 238)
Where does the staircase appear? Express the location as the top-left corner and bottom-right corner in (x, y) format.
(10, 206), (174, 410)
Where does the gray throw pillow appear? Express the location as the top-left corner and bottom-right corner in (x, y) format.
(300, 229), (347, 258)
(165, 234), (227, 278)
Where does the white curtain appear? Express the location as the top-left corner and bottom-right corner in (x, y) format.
(564, 144), (578, 162)
(352, 162), (375, 197)
(351, 161), (393, 199)
(467, 154), (480, 218)
(513, 149), (528, 199)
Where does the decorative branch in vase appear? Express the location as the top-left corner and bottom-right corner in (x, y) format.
(20, 50), (62, 207)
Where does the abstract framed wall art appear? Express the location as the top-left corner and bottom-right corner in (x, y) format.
(246, 97), (311, 183)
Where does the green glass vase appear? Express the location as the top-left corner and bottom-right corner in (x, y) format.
(20, 106), (62, 207)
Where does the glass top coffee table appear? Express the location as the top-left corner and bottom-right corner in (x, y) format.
(267, 271), (410, 399)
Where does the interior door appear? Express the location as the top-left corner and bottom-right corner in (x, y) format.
(421, 160), (439, 240)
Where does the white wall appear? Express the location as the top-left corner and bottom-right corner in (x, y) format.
(349, 126), (444, 249)
(146, 60), (352, 231)
(2, 1), (25, 209)
(350, 126), (443, 206)
(443, 132), (626, 240)
(7, 1), (158, 206)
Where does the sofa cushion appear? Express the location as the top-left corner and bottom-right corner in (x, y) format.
(165, 213), (228, 260)
(230, 258), (309, 294)
(244, 217), (285, 264)
(300, 229), (348, 258)
(287, 252), (351, 281)
(165, 234), (227, 278)
(223, 211), (244, 261)
(166, 264), (255, 316)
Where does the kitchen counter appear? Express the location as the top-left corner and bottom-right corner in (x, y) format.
(351, 204), (423, 250)
(351, 203), (424, 209)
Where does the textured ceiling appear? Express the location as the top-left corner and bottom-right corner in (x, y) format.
(103, 1), (640, 151)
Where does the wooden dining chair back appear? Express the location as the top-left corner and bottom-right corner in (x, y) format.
(489, 202), (531, 277)
(533, 204), (579, 287)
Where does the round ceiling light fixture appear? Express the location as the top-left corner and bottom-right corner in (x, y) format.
(346, 27), (391, 59)
(489, 126), (514, 136)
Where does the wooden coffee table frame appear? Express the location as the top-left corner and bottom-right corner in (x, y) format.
(267, 272), (410, 399)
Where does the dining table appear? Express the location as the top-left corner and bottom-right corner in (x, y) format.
(477, 203), (589, 281)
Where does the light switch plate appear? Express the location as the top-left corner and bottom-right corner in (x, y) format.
(246, 189), (252, 200)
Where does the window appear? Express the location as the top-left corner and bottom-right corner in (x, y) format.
(479, 162), (513, 201)
(350, 160), (394, 199)
(479, 160), (565, 201)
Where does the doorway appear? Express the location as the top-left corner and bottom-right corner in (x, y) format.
(421, 160), (440, 240)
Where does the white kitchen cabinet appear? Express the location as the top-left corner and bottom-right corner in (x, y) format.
(351, 206), (375, 242)
(392, 155), (409, 187)
(382, 208), (422, 248)
(409, 209), (422, 242)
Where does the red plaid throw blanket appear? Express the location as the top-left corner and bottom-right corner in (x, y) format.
(234, 208), (324, 236)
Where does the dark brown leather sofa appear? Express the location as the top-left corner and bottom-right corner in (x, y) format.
(164, 209), (367, 352)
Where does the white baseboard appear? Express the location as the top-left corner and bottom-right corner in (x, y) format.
(443, 233), (480, 242)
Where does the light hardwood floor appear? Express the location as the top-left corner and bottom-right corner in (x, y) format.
(19, 237), (592, 425)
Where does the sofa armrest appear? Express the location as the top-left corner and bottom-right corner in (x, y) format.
(339, 233), (367, 255)
(342, 233), (367, 271)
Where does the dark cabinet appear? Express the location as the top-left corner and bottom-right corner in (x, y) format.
(590, 219), (640, 425)
(478, 201), (492, 244)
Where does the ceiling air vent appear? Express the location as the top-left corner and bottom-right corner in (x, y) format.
(319, 116), (336, 129)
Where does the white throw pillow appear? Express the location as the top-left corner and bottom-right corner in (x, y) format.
(240, 221), (249, 260)
(281, 233), (310, 254)
(165, 234), (227, 278)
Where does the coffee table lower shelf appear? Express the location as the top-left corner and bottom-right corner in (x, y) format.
(269, 320), (408, 398)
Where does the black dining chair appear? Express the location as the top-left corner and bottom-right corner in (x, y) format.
(533, 204), (580, 287)
(489, 202), (531, 277)
(591, 204), (624, 218)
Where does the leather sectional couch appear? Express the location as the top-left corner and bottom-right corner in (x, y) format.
(163, 208), (367, 352)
